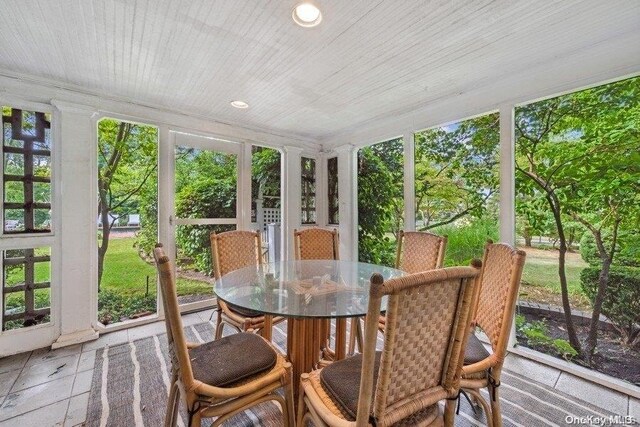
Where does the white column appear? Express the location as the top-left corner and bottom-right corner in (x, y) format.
(403, 131), (415, 231)
(282, 146), (303, 261)
(499, 104), (519, 349)
(315, 154), (328, 226)
(499, 104), (516, 245)
(52, 101), (99, 348)
(336, 144), (357, 261)
(238, 142), (253, 230)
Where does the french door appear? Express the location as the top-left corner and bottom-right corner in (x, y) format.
(169, 131), (242, 311)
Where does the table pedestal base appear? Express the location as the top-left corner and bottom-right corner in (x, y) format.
(286, 318), (347, 402)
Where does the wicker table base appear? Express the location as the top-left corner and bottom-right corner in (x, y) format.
(286, 317), (347, 402)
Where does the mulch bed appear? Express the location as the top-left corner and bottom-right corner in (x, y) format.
(517, 311), (640, 386)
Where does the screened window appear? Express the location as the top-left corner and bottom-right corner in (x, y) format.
(327, 156), (338, 224)
(301, 157), (316, 224)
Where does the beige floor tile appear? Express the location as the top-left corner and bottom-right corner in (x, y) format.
(0, 353), (30, 375)
(0, 399), (68, 427)
(77, 349), (97, 373)
(0, 370), (20, 397)
(0, 375), (74, 421)
(81, 329), (129, 352)
(26, 345), (81, 368)
(71, 369), (93, 397)
(11, 354), (80, 392)
(64, 392), (89, 427)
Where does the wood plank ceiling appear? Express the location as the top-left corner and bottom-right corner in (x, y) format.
(0, 0), (639, 143)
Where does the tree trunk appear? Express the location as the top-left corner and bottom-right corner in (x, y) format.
(97, 183), (111, 291)
(584, 256), (611, 362)
(524, 235), (532, 247)
(547, 193), (582, 353)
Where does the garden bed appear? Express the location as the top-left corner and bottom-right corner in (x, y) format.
(517, 311), (640, 386)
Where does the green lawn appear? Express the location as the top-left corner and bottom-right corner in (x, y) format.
(518, 247), (591, 309)
(102, 237), (211, 297)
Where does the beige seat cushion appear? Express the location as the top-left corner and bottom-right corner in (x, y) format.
(190, 333), (276, 387)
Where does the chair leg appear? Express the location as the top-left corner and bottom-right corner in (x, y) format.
(465, 389), (493, 427)
(490, 383), (502, 427)
(443, 398), (456, 427)
(283, 370), (296, 427)
(214, 309), (224, 339)
(164, 380), (180, 427)
(296, 376), (308, 427)
(188, 410), (202, 427)
(348, 318), (357, 355)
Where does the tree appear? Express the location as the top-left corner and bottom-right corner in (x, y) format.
(414, 113), (499, 231)
(516, 76), (640, 358)
(561, 79), (640, 361)
(357, 139), (403, 266)
(97, 119), (157, 290)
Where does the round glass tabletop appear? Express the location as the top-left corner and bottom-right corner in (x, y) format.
(214, 260), (407, 318)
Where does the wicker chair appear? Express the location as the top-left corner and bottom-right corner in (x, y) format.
(210, 230), (284, 339)
(153, 244), (295, 427)
(294, 227), (339, 260)
(350, 231), (447, 354)
(449, 242), (526, 427)
(294, 227), (341, 361)
(298, 267), (479, 427)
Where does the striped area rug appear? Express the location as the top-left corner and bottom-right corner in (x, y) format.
(87, 320), (615, 426)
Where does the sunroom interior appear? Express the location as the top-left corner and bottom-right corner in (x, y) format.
(0, 0), (638, 426)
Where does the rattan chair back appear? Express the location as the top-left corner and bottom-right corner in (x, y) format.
(473, 242), (526, 364)
(210, 230), (263, 279)
(395, 230), (447, 273)
(294, 227), (339, 260)
(153, 244), (197, 392)
(357, 267), (478, 426)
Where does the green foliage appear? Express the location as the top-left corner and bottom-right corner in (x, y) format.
(98, 289), (156, 325)
(552, 339), (579, 360)
(357, 139), (404, 266)
(433, 218), (498, 266)
(580, 266), (640, 345)
(415, 114), (500, 231)
(580, 232), (640, 267)
(516, 316), (578, 360)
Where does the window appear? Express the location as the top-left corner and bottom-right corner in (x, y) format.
(2, 247), (51, 330)
(414, 112), (499, 265)
(97, 118), (158, 325)
(327, 157), (339, 224)
(357, 138), (403, 266)
(2, 107), (52, 234)
(301, 157), (316, 224)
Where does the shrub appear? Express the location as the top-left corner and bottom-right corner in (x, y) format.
(98, 289), (156, 325)
(433, 218), (499, 266)
(552, 339), (578, 360)
(580, 266), (640, 346)
(580, 232), (640, 267)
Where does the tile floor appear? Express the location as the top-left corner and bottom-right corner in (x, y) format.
(0, 308), (637, 426)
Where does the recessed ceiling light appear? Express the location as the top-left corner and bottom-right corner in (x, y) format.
(292, 2), (322, 27)
(230, 100), (249, 109)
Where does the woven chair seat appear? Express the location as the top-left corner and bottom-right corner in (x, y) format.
(226, 302), (264, 318)
(319, 352), (382, 421)
(463, 333), (490, 365)
(190, 333), (277, 387)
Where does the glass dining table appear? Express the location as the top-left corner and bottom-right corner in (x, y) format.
(213, 259), (406, 397)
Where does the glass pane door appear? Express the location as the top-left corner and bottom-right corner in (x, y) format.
(172, 133), (240, 308)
